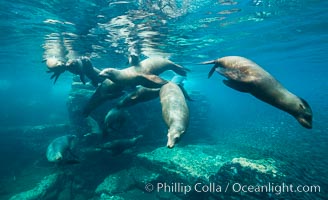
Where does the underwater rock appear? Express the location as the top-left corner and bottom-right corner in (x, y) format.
(231, 157), (282, 177)
(137, 145), (227, 182)
(9, 173), (63, 200)
(137, 145), (286, 199)
(95, 166), (160, 197)
(209, 157), (285, 200)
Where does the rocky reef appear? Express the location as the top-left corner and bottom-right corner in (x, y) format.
(9, 173), (63, 200)
(88, 144), (286, 200)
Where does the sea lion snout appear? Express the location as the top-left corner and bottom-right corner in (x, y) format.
(297, 117), (312, 129)
(294, 99), (313, 129)
(167, 131), (182, 148)
(98, 69), (112, 78)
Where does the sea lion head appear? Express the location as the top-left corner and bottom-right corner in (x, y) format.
(167, 129), (184, 148)
(55, 152), (63, 161)
(46, 57), (65, 69)
(99, 68), (118, 79)
(45, 57), (67, 83)
(294, 98), (313, 129)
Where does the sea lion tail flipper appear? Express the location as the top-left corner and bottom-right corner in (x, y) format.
(171, 63), (191, 76)
(128, 55), (139, 66)
(223, 80), (250, 93)
(53, 74), (61, 84)
(174, 66), (190, 76)
(64, 150), (80, 165)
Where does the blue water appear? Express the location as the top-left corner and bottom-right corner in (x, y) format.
(0, 0), (327, 199)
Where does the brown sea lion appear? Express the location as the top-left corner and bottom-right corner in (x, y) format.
(99, 68), (168, 88)
(160, 82), (189, 148)
(203, 56), (312, 129)
(46, 135), (79, 164)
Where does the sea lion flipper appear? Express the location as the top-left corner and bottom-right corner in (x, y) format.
(80, 74), (86, 84)
(49, 72), (61, 84)
(170, 63), (191, 76)
(139, 74), (168, 88)
(199, 60), (217, 78)
(178, 85), (193, 101)
(223, 80), (250, 93)
(53, 74), (61, 84)
(67, 149), (79, 160)
(208, 65), (217, 78)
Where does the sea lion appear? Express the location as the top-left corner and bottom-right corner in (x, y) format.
(160, 82), (189, 148)
(44, 57), (66, 84)
(83, 79), (125, 116)
(100, 135), (143, 155)
(46, 135), (79, 164)
(66, 56), (105, 87)
(103, 107), (130, 133)
(203, 56), (312, 129)
(134, 57), (190, 76)
(99, 67), (168, 88)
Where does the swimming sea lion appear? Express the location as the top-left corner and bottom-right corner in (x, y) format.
(99, 68), (168, 88)
(203, 56), (312, 129)
(45, 57), (66, 84)
(160, 82), (189, 148)
(66, 56), (105, 87)
(46, 135), (79, 164)
(134, 57), (190, 76)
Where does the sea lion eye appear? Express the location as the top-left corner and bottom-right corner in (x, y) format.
(299, 104), (305, 110)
